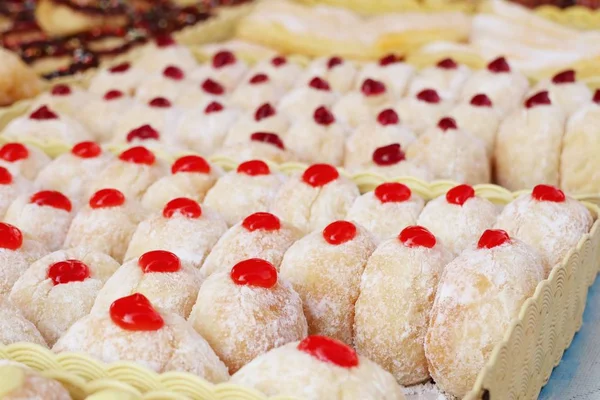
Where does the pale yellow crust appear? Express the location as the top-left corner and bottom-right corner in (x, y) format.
(0, 48), (43, 107)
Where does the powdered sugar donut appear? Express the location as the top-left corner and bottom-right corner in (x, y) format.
(347, 183), (425, 243)
(9, 247), (119, 345)
(0, 361), (70, 399)
(224, 103), (290, 147)
(190, 50), (247, 91)
(230, 72), (285, 111)
(271, 164), (359, 233)
(394, 89), (453, 136)
(29, 83), (94, 117)
(355, 54), (414, 98)
(202, 212), (300, 276)
(78, 90), (135, 142)
(54, 293), (229, 382)
(135, 36), (198, 74)
(248, 55), (303, 89)
(278, 77), (339, 116)
(88, 62), (146, 96)
(217, 134), (294, 164)
(351, 143), (432, 181)
(0, 143), (50, 181)
(332, 79), (394, 128)
(189, 258), (307, 373)
(494, 185), (593, 276)
(530, 69), (591, 116)
(0, 296), (46, 346)
(425, 229), (544, 398)
(175, 77), (228, 109)
(407, 58), (471, 101)
(298, 56), (357, 93)
(231, 336), (406, 400)
(204, 160), (286, 226)
(355, 226), (453, 385)
(0, 167), (32, 219)
(280, 220), (375, 344)
(134, 65), (191, 104)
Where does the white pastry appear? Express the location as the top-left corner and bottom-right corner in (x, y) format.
(190, 50), (248, 91)
(407, 58), (471, 101)
(278, 77), (339, 117)
(247, 55), (304, 89)
(88, 61), (146, 96)
(298, 56), (358, 93)
(229, 72), (285, 111)
(224, 103), (290, 147)
(78, 90), (135, 143)
(134, 65), (191, 104)
(135, 36), (198, 74)
(530, 69), (592, 116)
(355, 54), (415, 98)
(0, 143), (50, 181)
(332, 78), (393, 128)
(395, 89), (453, 136)
(0, 167), (32, 219)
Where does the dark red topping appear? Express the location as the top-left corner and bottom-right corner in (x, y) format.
(156, 35), (175, 48)
(313, 106), (335, 125)
(104, 90), (124, 100)
(487, 57), (511, 73)
(139, 250), (181, 273)
(470, 94), (492, 107)
(361, 78), (386, 96)
(297, 335), (359, 368)
(110, 293), (164, 331)
(372, 143), (405, 166)
(437, 58), (458, 69)
(525, 91), (551, 108)
(416, 89), (440, 104)
(437, 117), (457, 131)
(51, 84), (71, 96)
(72, 141), (101, 158)
(532, 184), (565, 203)
(89, 189), (125, 209)
(242, 212), (281, 232)
(237, 160), (270, 176)
(30, 105), (58, 120)
(322, 220), (357, 245)
(30, 190), (72, 212)
(399, 226), (436, 248)
(478, 229), (511, 249)
(377, 109), (399, 126)
(204, 101), (224, 114)
(374, 182), (411, 203)
(251, 132), (285, 150)
(163, 197), (202, 219)
(212, 50), (236, 69)
(0, 143), (28, 162)
(109, 62), (130, 73)
(446, 184), (475, 206)
(327, 56), (343, 69)
(201, 79), (225, 95)
(126, 125), (160, 143)
(272, 56), (287, 66)
(552, 69), (575, 84)
(309, 77), (331, 91)
(249, 73), (269, 84)
(594, 89), (600, 104)
(47, 260), (90, 285)
(0, 167), (12, 185)
(230, 258), (278, 288)
(171, 155), (210, 174)
(379, 54), (403, 66)
(254, 103), (276, 121)
(118, 146), (156, 165)
(302, 164), (339, 187)
(163, 65), (184, 80)
(0, 223), (22, 250)
(148, 97), (171, 108)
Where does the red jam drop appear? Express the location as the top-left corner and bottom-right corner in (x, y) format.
(487, 57), (510, 73)
(379, 54), (402, 66)
(309, 77), (331, 91)
(416, 89), (440, 104)
(172, 155), (211, 174)
(119, 146), (156, 165)
(204, 101), (224, 114)
(30, 106), (58, 120)
(212, 50), (236, 69)
(242, 212), (281, 232)
(127, 125), (160, 142)
(361, 79), (386, 96)
(51, 84), (71, 96)
(399, 226), (436, 248)
(478, 229), (511, 249)
(72, 141), (101, 158)
(237, 160), (270, 176)
(251, 132), (285, 150)
(254, 103), (276, 121)
(138, 250), (181, 273)
(230, 258), (278, 288)
(89, 188), (125, 209)
(110, 293), (164, 331)
(374, 182), (411, 203)
(302, 164), (339, 187)
(249, 73), (269, 84)
(163, 197), (202, 219)
(104, 90), (124, 101)
(593, 89), (600, 104)
(552, 69), (575, 84)
(470, 94), (492, 107)
(372, 143), (405, 166)
(313, 106), (335, 125)
(437, 117), (457, 131)
(377, 109), (399, 126)
(272, 56), (287, 66)
(322, 220), (357, 245)
(201, 79), (225, 95)
(297, 335), (359, 368)
(446, 184), (475, 206)
(47, 260), (90, 285)
(109, 62), (130, 73)
(0, 167), (12, 185)
(0, 143), (28, 162)
(0, 223), (23, 250)
(156, 35), (175, 47)
(30, 191), (72, 212)
(525, 91), (551, 108)
(148, 97), (171, 108)
(532, 184), (565, 202)
(437, 58), (458, 69)
(163, 65), (184, 80)
(327, 56), (343, 69)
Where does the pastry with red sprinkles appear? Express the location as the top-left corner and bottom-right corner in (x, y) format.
(0, 143), (50, 181)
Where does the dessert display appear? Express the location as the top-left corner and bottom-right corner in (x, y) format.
(246, 55), (303, 90)
(134, 65), (192, 104)
(223, 102), (289, 147)
(356, 144), (432, 181)
(29, 83), (94, 116)
(0, 143), (51, 181)
(332, 78), (394, 128)
(0, 48), (43, 106)
(229, 72), (285, 111)
(394, 89), (454, 136)
(0, 361), (70, 399)
(299, 56), (358, 94)
(217, 134), (294, 164)
(278, 77), (340, 116)
(78, 91), (135, 143)
(530, 69), (592, 116)
(87, 62), (145, 97)
(407, 58), (472, 101)
(0, 167), (32, 219)
(0, 296), (47, 347)
(355, 55), (414, 98)
(191, 50), (248, 91)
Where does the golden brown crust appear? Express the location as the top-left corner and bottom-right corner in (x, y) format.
(0, 48), (43, 107)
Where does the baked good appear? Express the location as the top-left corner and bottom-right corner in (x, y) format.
(0, 166), (32, 219)
(134, 65), (192, 104)
(175, 77), (228, 109)
(355, 54), (414, 98)
(230, 72), (285, 111)
(407, 58), (471, 101)
(87, 62), (146, 96)
(0, 143), (51, 181)
(78, 90), (135, 142)
(247, 55), (304, 89)
(190, 50), (248, 91)
(224, 102), (290, 147)
(217, 133), (294, 164)
(299, 56), (358, 93)
(394, 89), (453, 136)
(278, 77), (339, 116)
(0, 361), (70, 400)
(352, 143), (432, 180)
(0, 47), (43, 107)
(332, 78), (393, 128)
(530, 69), (592, 116)
(135, 35), (198, 74)
(0, 296), (47, 346)
(29, 83), (94, 117)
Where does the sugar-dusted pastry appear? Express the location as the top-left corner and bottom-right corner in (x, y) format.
(494, 91), (566, 191)
(280, 220), (375, 344)
(189, 258), (307, 373)
(64, 189), (145, 263)
(417, 184), (498, 256)
(0, 167), (32, 219)
(78, 89), (135, 142)
(279, 77), (339, 116)
(135, 35), (198, 74)
(217, 133), (294, 164)
(347, 183), (425, 243)
(230, 73), (285, 111)
(271, 164), (360, 233)
(190, 50), (248, 91)
(204, 160), (286, 226)
(357, 144), (432, 181)
(355, 226), (453, 385)
(0, 47), (43, 106)
(54, 293), (229, 382)
(134, 65), (191, 104)
(530, 69), (591, 116)
(247, 55), (304, 89)
(202, 212), (301, 276)
(9, 247), (119, 345)
(332, 78), (394, 128)
(0, 296), (46, 346)
(425, 229), (544, 398)
(175, 77), (228, 109)
(394, 89), (453, 136)
(355, 54), (414, 98)
(4, 190), (74, 251)
(0, 142), (51, 181)
(125, 198), (227, 268)
(29, 83), (94, 116)
(88, 62), (146, 96)
(495, 185), (592, 276)
(0, 361), (70, 399)
(231, 336), (406, 400)
(408, 117), (490, 184)
(298, 56), (358, 93)
(224, 102), (290, 147)
(407, 58), (471, 101)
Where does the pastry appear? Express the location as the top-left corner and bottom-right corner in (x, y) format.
(0, 47), (43, 107)
(355, 54), (414, 98)
(135, 35), (198, 74)
(29, 83), (94, 117)
(530, 69), (592, 116)
(298, 56), (358, 93)
(350, 143), (432, 181)
(278, 77), (339, 116)
(407, 58), (471, 101)
(0, 361), (70, 400)
(0, 142), (51, 181)
(175, 77), (228, 109)
(394, 89), (453, 136)
(217, 133), (294, 164)
(78, 89), (135, 143)
(0, 167), (32, 219)
(87, 62), (146, 96)
(332, 78), (394, 128)
(247, 55), (304, 89)
(0, 296), (47, 347)
(135, 65), (191, 104)
(224, 102), (290, 147)
(230, 72), (285, 111)
(190, 50), (248, 91)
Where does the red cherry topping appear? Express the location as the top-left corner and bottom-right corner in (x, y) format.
(361, 78), (386, 96)
(51, 84), (71, 96)
(437, 117), (457, 131)
(30, 105), (58, 120)
(322, 220), (356, 245)
(72, 141), (101, 158)
(148, 97), (171, 108)
(126, 125), (160, 143)
(110, 293), (164, 331)
(272, 56), (287, 66)
(0, 223), (22, 250)
(249, 73), (269, 84)
(237, 160), (270, 176)
(204, 101), (224, 114)
(163, 197), (202, 219)
(399, 226), (436, 248)
(594, 89), (600, 104)
(327, 56), (343, 69)
(446, 184), (475, 206)
(172, 155), (210, 174)
(437, 58), (458, 69)
(212, 50), (236, 69)
(297, 335), (359, 368)
(0, 167), (12, 185)
(374, 182), (411, 203)
(532, 184), (565, 202)
(416, 89), (440, 104)
(89, 188), (125, 209)
(155, 35), (175, 47)
(372, 143), (405, 166)
(377, 109), (399, 126)
(309, 77), (331, 91)
(109, 62), (130, 73)
(302, 164), (339, 187)
(254, 103), (276, 121)
(163, 65), (184, 80)
(0, 143), (28, 162)
(242, 212), (281, 232)
(487, 57), (510, 73)
(138, 250), (181, 273)
(47, 260), (90, 285)
(470, 94), (492, 107)
(379, 54), (403, 66)
(552, 69), (575, 84)
(201, 79), (225, 95)
(313, 106), (335, 125)
(525, 91), (551, 109)
(118, 146), (155, 165)
(251, 132), (285, 150)
(230, 258), (277, 288)
(104, 90), (124, 100)
(30, 191), (72, 212)
(478, 229), (511, 249)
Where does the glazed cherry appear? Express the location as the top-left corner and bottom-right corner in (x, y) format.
(202, 79), (225, 95)
(470, 94), (492, 107)
(155, 35), (175, 47)
(89, 188), (125, 209)
(297, 335), (359, 368)
(525, 91), (551, 108)
(138, 250), (181, 273)
(532, 184), (565, 202)
(230, 258), (278, 288)
(478, 229), (511, 249)
(302, 164), (339, 187)
(109, 62), (130, 73)
(237, 160), (270, 176)
(242, 212), (281, 232)
(594, 89), (600, 104)
(148, 97), (171, 108)
(119, 146), (156, 165)
(251, 132), (285, 150)
(51, 84), (71, 96)
(372, 143), (405, 166)
(437, 117), (457, 131)
(110, 293), (164, 331)
(272, 56), (287, 66)
(127, 125), (160, 142)
(313, 106), (335, 125)
(416, 89), (440, 104)
(323, 220), (356, 245)
(0, 223), (23, 250)
(72, 141), (101, 158)
(254, 103), (276, 121)
(377, 109), (399, 126)
(163, 65), (184, 80)
(552, 69), (575, 84)
(30, 105), (58, 120)
(487, 57), (510, 73)
(327, 56), (343, 69)
(374, 182), (411, 203)
(172, 155), (210, 174)
(163, 197), (202, 219)
(212, 50), (236, 68)
(104, 90), (123, 100)
(437, 58), (458, 69)
(0, 167), (12, 185)
(249, 73), (269, 84)
(361, 79), (386, 96)
(399, 226), (436, 248)
(379, 54), (402, 66)
(446, 184), (475, 206)
(309, 77), (331, 91)
(47, 260), (90, 285)
(30, 191), (72, 212)
(204, 101), (224, 114)
(0, 143), (28, 162)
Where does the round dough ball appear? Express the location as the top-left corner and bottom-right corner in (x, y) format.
(299, 56), (358, 93)
(29, 84), (94, 117)
(278, 83), (339, 117)
(190, 50), (248, 91)
(355, 56), (415, 98)
(87, 61), (145, 96)
(0, 143), (50, 181)
(247, 55), (304, 90)
(223, 103), (290, 147)
(353, 143), (433, 181)
(407, 58), (471, 100)
(394, 89), (453, 136)
(79, 92), (135, 142)
(217, 140), (294, 165)
(0, 361), (70, 400)
(135, 39), (198, 75)
(332, 80), (393, 128)
(229, 72), (285, 111)
(134, 68), (191, 104)
(0, 167), (32, 219)
(530, 70), (591, 116)
(0, 296), (47, 347)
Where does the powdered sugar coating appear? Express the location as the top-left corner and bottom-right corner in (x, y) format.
(2, 112), (93, 145)
(407, 64), (471, 101)
(394, 96), (453, 136)
(216, 141), (294, 164)
(78, 95), (135, 142)
(332, 91), (392, 128)
(356, 61), (415, 98)
(248, 58), (304, 89)
(230, 78), (285, 111)
(176, 104), (240, 155)
(0, 361), (70, 400)
(134, 73), (190, 104)
(0, 236), (48, 296)
(358, 160), (433, 181)
(460, 68), (529, 116)
(88, 64), (146, 96)
(278, 86), (339, 116)
(111, 103), (183, 146)
(0, 296), (47, 347)
(135, 42), (198, 75)
(29, 87), (94, 117)
(531, 78), (591, 116)
(284, 116), (346, 166)
(299, 57), (358, 93)
(448, 100), (501, 156)
(224, 111), (289, 147)
(0, 174), (32, 219)
(0, 144), (50, 180)
(191, 58), (248, 92)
